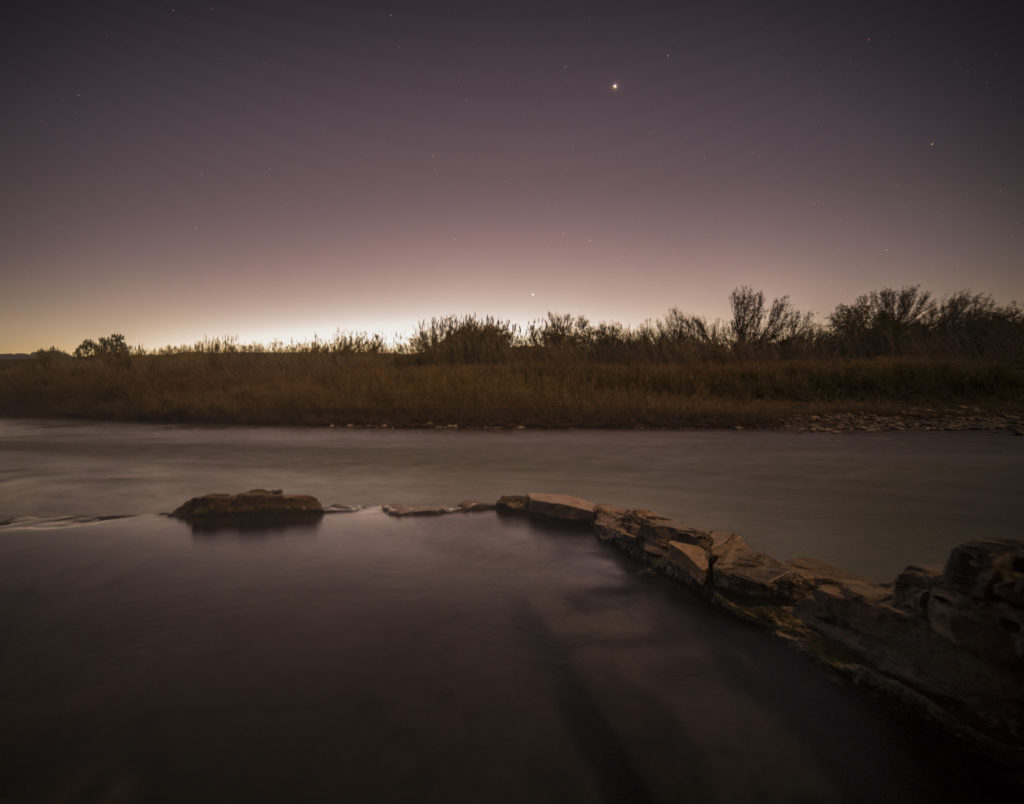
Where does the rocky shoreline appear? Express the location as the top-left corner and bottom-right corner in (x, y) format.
(781, 407), (1024, 434)
(169, 489), (1024, 772)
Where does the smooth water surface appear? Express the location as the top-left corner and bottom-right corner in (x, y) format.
(2, 419), (1022, 579)
(1, 511), (1018, 803)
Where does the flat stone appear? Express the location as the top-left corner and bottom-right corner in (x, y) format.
(457, 500), (495, 512)
(382, 504), (455, 517)
(324, 504), (361, 514)
(712, 544), (817, 604)
(795, 579), (895, 632)
(597, 508), (713, 557)
(525, 493), (597, 523)
(171, 489), (323, 522)
(666, 541), (710, 587)
(785, 556), (866, 585)
(495, 495), (528, 512)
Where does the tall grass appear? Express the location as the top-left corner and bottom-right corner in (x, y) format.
(4, 286), (1021, 427)
(1, 351), (1019, 427)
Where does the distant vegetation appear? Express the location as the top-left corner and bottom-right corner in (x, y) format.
(3, 286), (1022, 428)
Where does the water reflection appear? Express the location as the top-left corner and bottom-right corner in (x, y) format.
(186, 518), (324, 538)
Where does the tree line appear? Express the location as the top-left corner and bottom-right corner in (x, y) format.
(43, 285), (1023, 364)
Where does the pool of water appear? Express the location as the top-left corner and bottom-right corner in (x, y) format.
(1, 510), (1019, 802)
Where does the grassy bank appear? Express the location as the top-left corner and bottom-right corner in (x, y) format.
(2, 351), (1020, 428)
(7, 286), (1022, 428)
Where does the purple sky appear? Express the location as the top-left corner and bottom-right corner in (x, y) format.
(2, 1), (1021, 352)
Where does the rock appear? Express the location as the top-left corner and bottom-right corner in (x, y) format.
(666, 541), (710, 588)
(892, 565), (943, 614)
(170, 489), (323, 522)
(797, 579), (895, 628)
(943, 538), (1024, 600)
(593, 505), (628, 541)
(382, 504), (455, 517)
(324, 504), (361, 514)
(495, 495), (528, 512)
(525, 493), (597, 523)
(457, 500), (495, 512)
(631, 510), (712, 551)
(711, 540), (817, 605)
(927, 587), (1024, 662)
(593, 507), (712, 561)
(793, 544), (1024, 765)
(709, 531), (743, 562)
(785, 556), (867, 585)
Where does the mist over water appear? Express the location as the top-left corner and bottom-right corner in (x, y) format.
(1, 419), (1022, 579)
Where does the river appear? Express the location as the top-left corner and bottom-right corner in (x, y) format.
(2, 418), (1022, 579)
(1, 419), (1021, 801)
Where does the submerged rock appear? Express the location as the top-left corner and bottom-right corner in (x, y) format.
(383, 504), (455, 517)
(170, 489), (324, 523)
(382, 500), (496, 517)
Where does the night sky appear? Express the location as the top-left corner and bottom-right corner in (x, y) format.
(2, 1), (1021, 352)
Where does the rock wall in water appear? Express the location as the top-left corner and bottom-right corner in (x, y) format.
(497, 493), (1024, 769)
(168, 488), (1023, 767)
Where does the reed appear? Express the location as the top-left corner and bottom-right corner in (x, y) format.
(5, 286), (1021, 427)
(1, 351), (1019, 428)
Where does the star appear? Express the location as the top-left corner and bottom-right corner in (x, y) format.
(610, 82), (619, 91)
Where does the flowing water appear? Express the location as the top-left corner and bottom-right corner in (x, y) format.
(2, 418), (1022, 579)
(1, 419), (1022, 801)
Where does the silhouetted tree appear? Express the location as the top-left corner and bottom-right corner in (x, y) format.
(828, 286), (933, 355)
(729, 287), (814, 350)
(73, 333), (130, 358)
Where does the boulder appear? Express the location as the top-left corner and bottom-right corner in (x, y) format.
(943, 538), (1024, 601)
(525, 493), (597, 523)
(793, 541), (1024, 763)
(927, 587), (1024, 662)
(171, 489), (323, 522)
(892, 565), (943, 614)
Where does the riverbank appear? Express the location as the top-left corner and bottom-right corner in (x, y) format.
(1, 352), (1021, 429)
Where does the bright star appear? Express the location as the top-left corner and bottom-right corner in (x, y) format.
(610, 82), (619, 91)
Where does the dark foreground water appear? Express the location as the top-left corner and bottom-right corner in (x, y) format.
(1, 419), (1022, 801)
(1, 511), (1020, 803)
